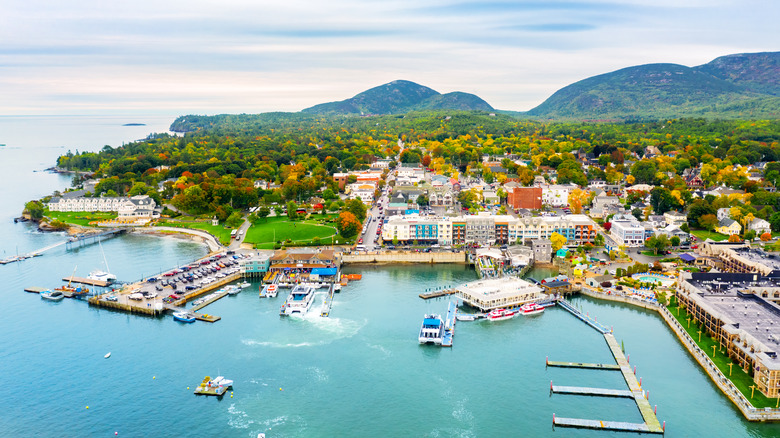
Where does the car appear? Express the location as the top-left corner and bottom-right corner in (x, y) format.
(358, 238), (363, 244)
(147, 277), (158, 283)
(155, 285), (163, 291)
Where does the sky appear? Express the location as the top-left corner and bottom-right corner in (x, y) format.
(1, 0), (777, 116)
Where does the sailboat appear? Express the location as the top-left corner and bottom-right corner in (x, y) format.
(88, 241), (117, 284)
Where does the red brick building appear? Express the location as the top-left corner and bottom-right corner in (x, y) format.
(507, 187), (542, 210)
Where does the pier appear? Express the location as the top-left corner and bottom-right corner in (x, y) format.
(546, 359), (620, 371)
(553, 416), (657, 433)
(419, 287), (456, 299)
(551, 384), (633, 398)
(2, 229), (126, 266)
(557, 299), (611, 334)
(24, 286), (48, 294)
(189, 290), (230, 312)
(320, 284), (335, 317)
(441, 301), (457, 347)
(62, 276), (110, 288)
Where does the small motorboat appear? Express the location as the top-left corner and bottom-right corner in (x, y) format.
(239, 282), (251, 289)
(104, 352), (111, 359)
(173, 311), (196, 323)
(211, 376), (233, 387)
(41, 290), (64, 301)
(456, 314), (478, 321)
(266, 284), (278, 298)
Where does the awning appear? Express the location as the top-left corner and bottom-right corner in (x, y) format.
(311, 268), (338, 276)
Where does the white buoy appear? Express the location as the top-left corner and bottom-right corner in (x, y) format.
(104, 352), (111, 359)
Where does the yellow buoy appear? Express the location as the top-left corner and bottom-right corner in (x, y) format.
(279, 388), (283, 391)
(230, 395), (233, 398)
(153, 376), (156, 379)
(187, 387), (190, 390)
(86, 406), (89, 409)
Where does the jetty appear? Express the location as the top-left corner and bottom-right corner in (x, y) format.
(557, 299), (611, 334)
(553, 415), (658, 433)
(441, 301), (457, 347)
(419, 287), (456, 299)
(2, 229), (125, 266)
(62, 276), (110, 288)
(546, 359), (620, 371)
(551, 383), (633, 398)
(24, 286), (48, 294)
(163, 304), (221, 322)
(320, 284), (335, 317)
(189, 289), (230, 312)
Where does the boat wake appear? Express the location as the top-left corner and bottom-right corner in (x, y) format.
(367, 343), (392, 357)
(307, 366), (329, 382)
(241, 317), (365, 348)
(227, 404), (254, 429)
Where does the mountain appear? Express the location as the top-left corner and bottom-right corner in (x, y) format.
(528, 52), (780, 120)
(301, 80), (494, 115)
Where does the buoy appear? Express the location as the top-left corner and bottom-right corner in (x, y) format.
(187, 387), (190, 390)
(230, 395), (233, 398)
(86, 406), (89, 409)
(279, 387), (283, 391)
(153, 376), (156, 379)
(115, 432), (118, 436)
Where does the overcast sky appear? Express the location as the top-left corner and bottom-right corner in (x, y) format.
(1, 0), (777, 116)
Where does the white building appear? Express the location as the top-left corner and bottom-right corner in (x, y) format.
(610, 218), (646, 247)
(455, 277), (545, 312)
(540, 184), (578, 207)
(347, 183), (376, 203)
(749, 218), (771, 235)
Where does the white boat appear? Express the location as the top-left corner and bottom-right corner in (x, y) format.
(456, 314), (478, 321)
(520, 302), (545, 316)
(419, 314), (444, 344)
(104, 352), (111, 359)
(211, 376), (233, 387)
(41, 290), (64, 301)
(173, 311), (196, 323)
(239, 282), (251, 289)
(486, 308), (517, 321)
(333, 283), (342, 292)
(225, 285), (241, 296)
(262, 283), (278, 298)
(88, 270), (117, 284)
(280, 284), (316, 316)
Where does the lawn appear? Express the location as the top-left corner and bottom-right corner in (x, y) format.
(667, 301), (777, 408)
(157, 220), (234, 245)
(45, 210), (117, 226)
(690, 229), (728, 242)
(245, 216), (343, 248)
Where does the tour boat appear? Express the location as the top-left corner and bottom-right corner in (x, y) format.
(486, 308), (517, 321)
(173, 311), (196, 323)
(520, 302), (545, 316)
(280, 284), (316, 316)
(266, 283), (278, 298)
(40, 290), (64, 301)
(418, 314), (444, 344)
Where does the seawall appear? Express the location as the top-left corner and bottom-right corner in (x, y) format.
(342, 251), (466, 264)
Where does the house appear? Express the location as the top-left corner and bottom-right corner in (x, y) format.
(663, 211), (687, 226)
(716, 208), (732, 221)
(715, 218), (742, 236)
(482, 190), (500, 205)
(646, 215), (667, 228)
(611, 219), (646, 247)
(586, 275), (615, 288)
(644, 145), (662, 158)
(540, 184), (577, 207)
(531, 239), (552, 264)
(655, 224), (689, 241)
(429, 189), (454, 206)
(748, 218), (771, 235)
(590, 193), (620, 218)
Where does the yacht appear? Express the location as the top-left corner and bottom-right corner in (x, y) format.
(418, 314), (444, 344)
(280, 284), (316, 316)
(88, 270), (117, 284)
(520, 302), (545, 316)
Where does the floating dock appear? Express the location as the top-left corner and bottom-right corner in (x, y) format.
(419, 289), (456, 299)
(193, 377), (230, 396)
(546, 359), (620, 370)
(551, 384), (633, 398)
(189, 290), (229, 312)
(320, 284), (335, 317)
(62, 276), (110, 288)
(553, 416), (656, 433)
(24, 286), (48, 294)
(441, 301), (457, 347)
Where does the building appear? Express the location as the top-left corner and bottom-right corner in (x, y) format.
(749, 218), (771, 235)
(48, 194), (158, 221)
(716, 218), (742, 236)
(590, 193), (621, 218)
(586, 275), (615, 288)
(717, 247), (780, 276)
(428, 190), (454, 206)
(717, 208), (732, 222)
(610, 218), (646, 247)
(507, 186), (542, 210)
(664, 211), (687, 226)
(346, 183), (376, 203)
(531, 239), (552, 264)
(268, 248), (339, 274)
(540, 184), (577, 207)
(675, 272), (780, 397)
(455, 277), (545, 312)
(239, 252), (272, 277)
(655, 224), (689, 241)
(539, 275), (572, 294)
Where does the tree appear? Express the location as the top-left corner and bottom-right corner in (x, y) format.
(550, 232), (567, 251)
(728, 234), (741, 243)
(646, 234), (670, 255)
(670, 236), (681, 247)
(226, 211), (243, 228)
(24, 200), (44, 220)
(698, 214), (719, 231)
(594, 233), (605, 246)
(335, 211), (360, 238)
(567, 188), (588, 214)
(273, 205), (283, 217)
(631, 207), (643, 221)
(416, 195), (429, 207)
(345, 198), (367, 221)
(770, 212), (780, 232)
(744, 230), (757, 241)
(257, 206), (270, 222)
(322, 188), (337, 200)
(286, 201), (298, 220)
(761, 232), (772, 241)
(650, 187), (676, 215)
(631, 160), (657, 185)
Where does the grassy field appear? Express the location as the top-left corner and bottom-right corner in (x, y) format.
(157, 220), (234, 245)
(690, 229), (728, 242)
(667, 302), (776, 408)
(245, 216), (343, 248)
(45, 210), (117, 226)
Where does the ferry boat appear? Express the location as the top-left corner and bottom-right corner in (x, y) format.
(88, 270), (116, 284)
(260, 283), (278, 298)
(41, 290), (64, 301)
(280, 284), (316, 316)
(173, 311), (196, 323)
(486, 308), (516, 321)
(418, 314), (444, 344)
(520, 302), (544, 316)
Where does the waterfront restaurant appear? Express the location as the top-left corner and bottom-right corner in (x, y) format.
(676, 272), (780, 397)
(267, 248), (340, 283)
(454, 277), (545, 312)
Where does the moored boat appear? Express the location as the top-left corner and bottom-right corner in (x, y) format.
(88, 270), (117, 284)
(456, 313), (478, 321)
(211, 376), (233, 387)
(280, 284), (316, 316)
(239, 282), (251, 289)
(520, 302), (545, 316)
(41, 290), (64, 301)
(173, 311), (196, 323)
(418, 314), (444, 344)
(486, 308), (516, 321)
(266, 284), (278, 297)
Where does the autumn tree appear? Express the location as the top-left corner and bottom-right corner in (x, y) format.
(728, 234), (742, 243)
(761, 232), (772, 241)
(550, 232), (567, 251)
(698, 214), (718, 231)
(336, 211), (360, 238)
(567, 188), (588, 214)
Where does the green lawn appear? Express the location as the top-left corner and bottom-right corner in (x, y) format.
(668, 302), (777, 408)
(45, 210), (117, 226)
(157, 220), (234, 245)
(245, 216), (343, 248)
(691, 229), (728, 242)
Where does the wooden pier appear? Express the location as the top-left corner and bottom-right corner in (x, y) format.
(62, 276), (110, 287)
(24, 286), (48, 294)
(546, 360), (620, 370)
(419, 289), (456, 299)
(553, 416), (656, 433)
(189, 290), (229, 312)
(551, 384), (633, 398)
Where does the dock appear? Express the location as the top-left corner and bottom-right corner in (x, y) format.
(557, 299), (611, 334)
(320, 284), (335, 317)
(193, 377), (230, 396)
(419, 288), (456, 299)
(62, 276), (110, 288)
(441, 301), (457, 347)
(163, 304), (221, 322)
(553, 416), (656, 433)
(551, 384), (633, 398)
(546, 360), (620, 370)
(189, 290), (229, 312)
(24, 286), (48, 294)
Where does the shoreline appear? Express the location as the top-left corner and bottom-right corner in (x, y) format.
(577, 287), (780, 421)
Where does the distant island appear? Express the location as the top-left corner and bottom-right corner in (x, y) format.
(122, 123), (146, 126)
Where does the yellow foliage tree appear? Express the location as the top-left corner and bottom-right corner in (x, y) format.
(728, 234), (742, 243)
(551, 232), (567, 251)
(567, 188), (587, 214)
(626, 175), (636, 185)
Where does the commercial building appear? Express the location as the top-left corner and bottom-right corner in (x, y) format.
(610, 218), (646, 247)
(507, 186), (542, 210)
(676, 272), (780, 397)
(48, 194), (158, 222)
(455, 277), (545, 311)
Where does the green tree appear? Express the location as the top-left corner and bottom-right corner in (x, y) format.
(670, 236), (681, 247)
(257, 206), (270, 222)
(226, 211), (243, 228)
(650, 187), (676, 215)
(286, 201), (298, 220)
(416, 195), (429, 207)
(24, 200), (44, 220)
(345, 198), (367, 221)
(698, 214), (719, 231)
(631, 160), (657, 185)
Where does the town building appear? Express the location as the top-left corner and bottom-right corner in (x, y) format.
(48, 194), (159, 222)
(610, 217), (646, 247)
(716, 218), (742, 236)
(507, 186), (542, 210)
(540, 184), (577, 207)
(531, 239), (552, 264)
(238, 252), (272, 277)
(454, 277), (545, 312)
(749, 218), (772, 235)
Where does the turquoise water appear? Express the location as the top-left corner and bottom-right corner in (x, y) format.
(1, 117), (780, 436)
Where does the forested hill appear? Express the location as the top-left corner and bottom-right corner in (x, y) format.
(528, 51), (780, 120)
(300, 80), (494, 115)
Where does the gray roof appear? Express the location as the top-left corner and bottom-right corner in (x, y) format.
(719, 218), (737, 227)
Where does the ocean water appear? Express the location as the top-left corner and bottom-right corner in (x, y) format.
(1, 116), (779, 437)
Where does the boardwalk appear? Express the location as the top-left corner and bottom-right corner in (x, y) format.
(557, 299), (611, 334)
(441, 301), (457, 347)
